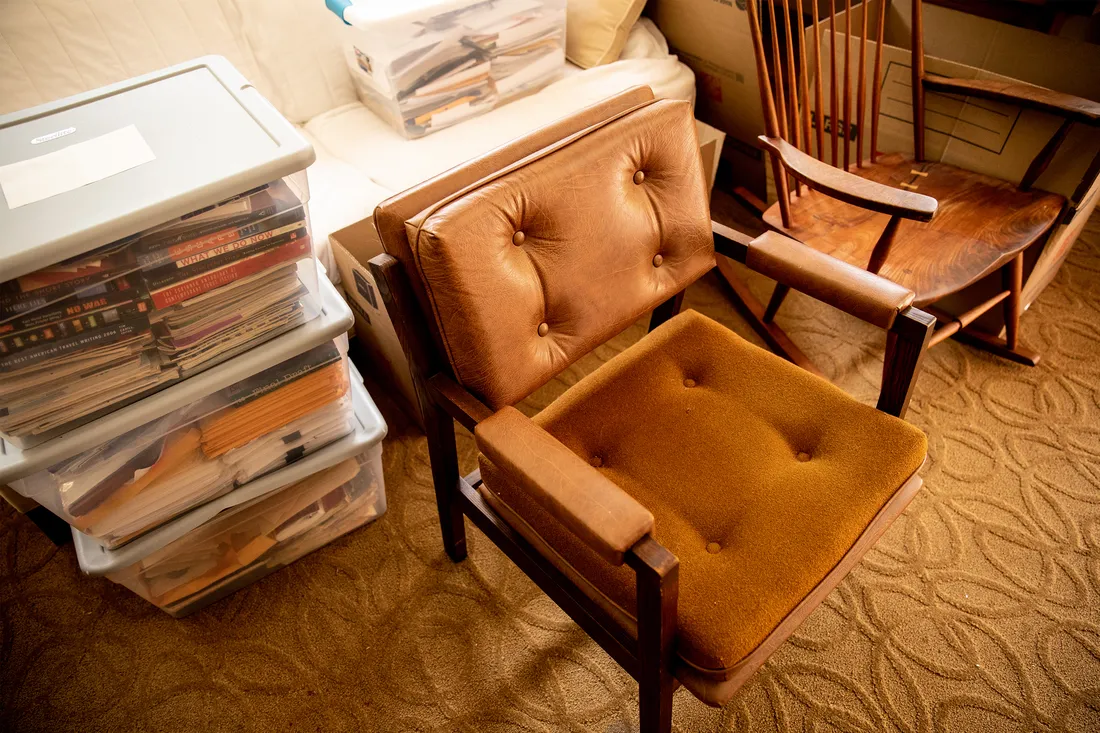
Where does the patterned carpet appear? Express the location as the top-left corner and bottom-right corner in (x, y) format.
(2, 207), (1099, 732)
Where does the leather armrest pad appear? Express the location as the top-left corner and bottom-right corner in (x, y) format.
(475, 407), (655, 565)
(747, 231), (916, 329)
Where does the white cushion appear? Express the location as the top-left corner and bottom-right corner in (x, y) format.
(0, 0), (262, 115)
(233, 0), (356, 124)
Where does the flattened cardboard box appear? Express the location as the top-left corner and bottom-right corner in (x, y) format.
(649, 0), (769, 196)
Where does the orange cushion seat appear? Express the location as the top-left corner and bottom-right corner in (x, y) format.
(478, 310), (927, 705)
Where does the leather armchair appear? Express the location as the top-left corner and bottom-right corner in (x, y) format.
(368, 87), (933, 731)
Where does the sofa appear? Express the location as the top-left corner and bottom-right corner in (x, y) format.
(0, 0), (697, 280)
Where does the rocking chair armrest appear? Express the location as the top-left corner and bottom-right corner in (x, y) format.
(758, 136), (938, 221)
(475, 406), (655, 566)
(713, 225), (916, 330)
(922, 75), (1100, 126)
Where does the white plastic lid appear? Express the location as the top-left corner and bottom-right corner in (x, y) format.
(73, 372), (386, 575)
(0, 276), (352, 485)
(0, 56), (315, 282)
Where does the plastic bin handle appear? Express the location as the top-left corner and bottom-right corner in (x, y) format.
(325, 0), (352, 25)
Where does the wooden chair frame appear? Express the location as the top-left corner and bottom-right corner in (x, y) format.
(724, 0), (1100, 372)
(368, 220), (933, 732)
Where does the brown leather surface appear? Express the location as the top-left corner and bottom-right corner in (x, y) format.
(373, 86), (656, 364)
(764, 153), (1065, 306)
(475, 406), (654, 565)
(478, 310), (927, 704)
(406, 99), (715, 407)
(746, 230), (916, 329)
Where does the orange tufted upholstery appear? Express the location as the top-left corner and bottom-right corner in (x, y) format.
(478, 310), (927, 705)
(403, 99), (715, 408)
(374, 87), (657, 369)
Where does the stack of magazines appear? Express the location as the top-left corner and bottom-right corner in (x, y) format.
(0, 180), (317, 444)
(19, 342), (353, 548)
(339, 0), (566, 138)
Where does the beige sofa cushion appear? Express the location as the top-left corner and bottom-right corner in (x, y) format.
(0, 0), (262, 115)
(233, 0), (356, 124)
(566, 0), (647, 69)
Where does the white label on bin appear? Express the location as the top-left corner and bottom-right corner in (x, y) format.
(0, 125), (156, 209)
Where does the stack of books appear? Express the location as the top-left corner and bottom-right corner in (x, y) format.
(341, 0), (566, 138)
(0, 181), (315, 444)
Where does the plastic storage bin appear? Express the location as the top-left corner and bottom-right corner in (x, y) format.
(0, 275), (352, 490)
(12, 339), (353, 548)
(74, 374), (387, 617)
(330, 0), (566, 138)
(0, 56), (320, 448)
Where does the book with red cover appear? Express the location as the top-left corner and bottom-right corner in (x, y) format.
(136, 207), (305, 269)
(142, 221), (307, 291)
(148, 236), (311, 309)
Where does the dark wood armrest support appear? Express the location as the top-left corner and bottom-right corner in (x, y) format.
(758, 136), (938, 221)
(716, 226), (916, 330)
(475, 406), (655, 565)
(923, 75), (1100, 125)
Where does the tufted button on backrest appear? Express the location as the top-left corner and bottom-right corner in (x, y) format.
(404, 99), (715, 408)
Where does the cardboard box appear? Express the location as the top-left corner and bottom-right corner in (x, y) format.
(649, 0), (769, 196)
(804, 1), (1100, 323)
(330, 219), (425, 428)
(696, 119), (727, 193)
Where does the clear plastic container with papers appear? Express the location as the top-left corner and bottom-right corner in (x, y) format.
(108, 451), (384, 617)
(0, 56), (319, 449)
(0, 174), (321, 447)
(74, 375), (388, 618)
(330, 0), (567, 138)
(11, 338), (353, 549)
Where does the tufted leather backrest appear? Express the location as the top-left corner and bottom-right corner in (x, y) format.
(399, 96), (715, 408)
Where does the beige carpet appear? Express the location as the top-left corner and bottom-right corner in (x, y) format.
(2, 208), (1099, 732)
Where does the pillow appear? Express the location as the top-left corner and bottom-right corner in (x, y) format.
(566, 0), (648, 69)
(235, 0), (357, 124)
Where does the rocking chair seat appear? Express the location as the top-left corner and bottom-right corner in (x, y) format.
(477, 310), (926, 705)
(762, 152), (1065, 306)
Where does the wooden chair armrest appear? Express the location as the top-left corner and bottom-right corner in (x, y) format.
(758, 136), (938, 221)
(475, 406), (655, 566)
(922, 75), (1100, 125)
(713, 223), (935, 418)
(715, 225), (916, 329)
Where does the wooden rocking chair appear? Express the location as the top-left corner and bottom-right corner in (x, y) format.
(723, 0), (1100, 371)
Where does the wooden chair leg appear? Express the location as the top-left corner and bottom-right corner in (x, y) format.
(763, 283), (789, 323)
(425, 400), (467, 562)
(877, 307), (935, 418)
(1003, 254), (1023, 351)
(627, 538), (679, 733)
(649, 291), (686, 332)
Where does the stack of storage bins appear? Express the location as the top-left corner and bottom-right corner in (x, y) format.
(0, 57), (387, 616)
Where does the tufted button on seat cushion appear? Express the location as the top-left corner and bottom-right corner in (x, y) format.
(478, 310), (927, 705)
